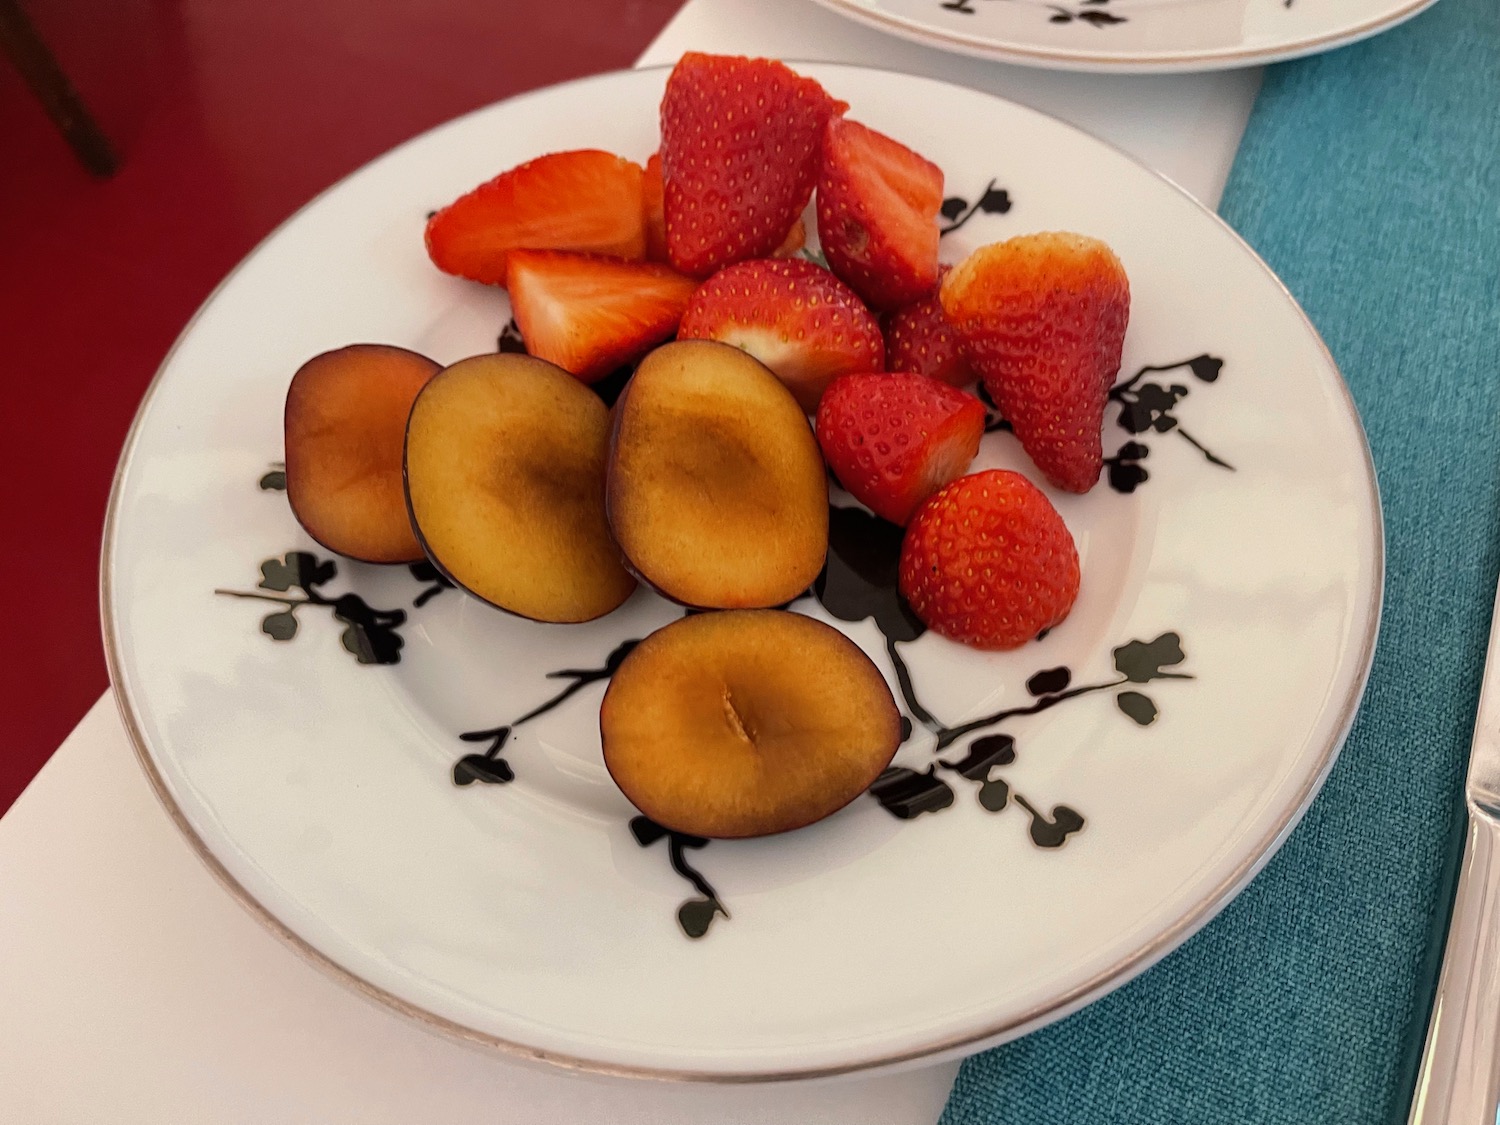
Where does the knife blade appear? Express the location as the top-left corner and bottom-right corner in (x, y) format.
(1408, 579), (1500, 1124)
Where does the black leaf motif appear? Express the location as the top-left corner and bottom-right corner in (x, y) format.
(1113, 633), (1188, 683)
(678, 898), (722, 939)
(944, 734), (1016, 779)
(1027, 667), (1071, 696)
(453, 755), (516, 786)
(816, 506), (925, 644)
(1116, 691), (1159, 726)
(1078, 9), (1127, 24)
(258, 467), (287, 491)
(497, 318), (527, 354)
(332, 595), (407, 665)
(978, 186), (1012, 214)
(1189, 355), (1223, 383)
(940, 196), (968, 221)
(1049, 11), (1073, 21)
(259, 551), (336, 594)
(869, 766), (955, 819)
(629, 815), (668, 847)
(978, 777), (1011, 811)
(260, 610), (298, 641)
(1017, 798), (1086, 848)
(408, 560), (454, 607)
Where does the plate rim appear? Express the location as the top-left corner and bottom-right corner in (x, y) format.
(99, 60), (1385, 1082)
(806, 0), (1440, 73)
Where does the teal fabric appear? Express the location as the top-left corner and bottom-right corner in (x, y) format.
(941, 1), (1500, 1121)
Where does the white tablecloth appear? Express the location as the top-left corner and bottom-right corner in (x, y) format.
(0, 2), (1260, 1118)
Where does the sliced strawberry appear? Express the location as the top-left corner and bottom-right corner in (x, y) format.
(426, 150), (646, 286)
(677, 258), (884, 412)
(817, 117), (943, 312)
(660, 53), (847, 278)
(815, 372), (985, 526)
(505, 250), (697, 384)
(941, 232), (1130, 493)
(642, 153), (668, 262)
(883, 268), (974, 387)
(899, 469), (1081, 650)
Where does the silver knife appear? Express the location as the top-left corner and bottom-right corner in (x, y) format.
(1409, 581), (1500, 1123)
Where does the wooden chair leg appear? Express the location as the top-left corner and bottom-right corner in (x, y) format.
(0, 0), (117, 176)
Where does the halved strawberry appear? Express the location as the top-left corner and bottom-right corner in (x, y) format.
(815, 372), (985, 526)
(677, 257), (884, 412)
(660, 53), (847, 278)
(505, 250), (697, 383)
(817, 117), (943, 312)
(883, 268), (974, 387)
(426, 150), (646, 285)
(941, 232), (1130, 493)
(642, 153), (668, 262)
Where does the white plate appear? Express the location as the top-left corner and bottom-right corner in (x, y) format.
(103, 63), (1381, 1080)
(809, 0), (1436, 72)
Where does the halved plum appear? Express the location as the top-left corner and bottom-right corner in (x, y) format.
(606, 340), (828, 608)
(601, 609), (901, 838)
(284, 343), (440, 564)
(404, 353), (635, 623)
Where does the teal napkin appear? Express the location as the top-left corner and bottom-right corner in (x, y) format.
(941, 1), (1500, 1121)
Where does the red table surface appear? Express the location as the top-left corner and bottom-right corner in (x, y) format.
(0, 0), (685, 814)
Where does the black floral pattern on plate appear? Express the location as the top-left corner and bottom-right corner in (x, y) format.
(941, 0), (1127, 27)
(215, 551), (407, 665)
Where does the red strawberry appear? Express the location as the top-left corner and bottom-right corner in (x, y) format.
(505, 250), (697, 383)
(648, 150), (806, 263)
(677, 258), (884, 412)
(883, 269), (974, 387)
(815, 372), (985, 526)
(899, 469), (1080, 650)
(817, 117), (943, 312)
(642, 153), (669, 262)
(425, 150), (646, 285)
(941, 233), (1129, 493)
(660, 53), (847, 278)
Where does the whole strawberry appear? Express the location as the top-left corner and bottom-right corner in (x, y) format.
(817, 117), (943, 312)
(677, 258), (884, 412)
(899, 469), (1080, 650)
(815, 372), (985, 526)
(883, 268), (974, 387)
(660, 53), (846, 278)
(941, 233), (1129, 493)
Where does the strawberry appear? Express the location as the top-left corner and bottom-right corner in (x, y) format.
(898, 469), (1080, 650)
(659, 53), (846, 278)
(941, 233), (1130, 493)
(883, 269), (974, 387)
(817, 117), (943, 312)
(677, 257), (884, 412)
(505, 250), (697, 383)
(642, 153), (668, 262)
(425, 150), (646, 286)
(815, 372), (985, 526)
(646, 152), (804, 262)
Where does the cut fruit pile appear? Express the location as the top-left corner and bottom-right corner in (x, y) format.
(278, 52), (1134, 840)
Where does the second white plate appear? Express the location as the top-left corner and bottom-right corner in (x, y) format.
(808, 0), (1437, 72)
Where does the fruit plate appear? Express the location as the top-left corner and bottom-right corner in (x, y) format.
(103, 62), (1381, 1080)
(806, 0), (1437, 73)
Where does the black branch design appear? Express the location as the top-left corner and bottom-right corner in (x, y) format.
(1104, 354), (1231, 493)
(215, 551), (406, 665)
